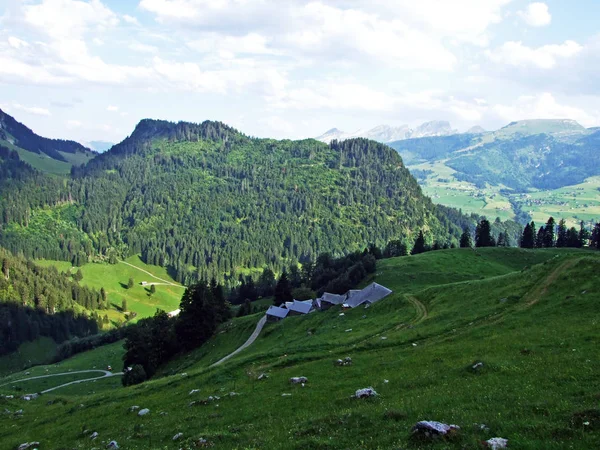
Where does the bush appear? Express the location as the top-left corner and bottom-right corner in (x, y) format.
(122, 364), (147, 386)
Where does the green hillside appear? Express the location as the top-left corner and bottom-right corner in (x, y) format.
(0, 108), (96, 175)
(2, 248), (598, 449)
(389, 120), (600, 226)
(2, 119), (466, 287)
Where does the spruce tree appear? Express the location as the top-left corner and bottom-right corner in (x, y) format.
(150, 284), (156, 295)
(460, 227), (472, 248)
(127, 277), (134, 289)
(543, 217), (556, 248)
(1, 258), (8, 280)
(566, 227), (580, 248)
(578, 221), (588, 248)
(475, 219), (494, 247)
(411, 230), (426, 255)
(520, 223), (535, 249)
(536, 226), (545, 248)
(556, 219), (567, 247)
(274, 271), (293, 306)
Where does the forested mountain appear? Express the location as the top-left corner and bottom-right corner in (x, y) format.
(389, 119), (599, 191)
(1, 118), (466, 284)
(0, 109), (96, 174)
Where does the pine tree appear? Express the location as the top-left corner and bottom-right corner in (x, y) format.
(127, 277), (134, 289)
(543, 217), (556, 248)
(520, 223), (535, 248)
(122, 299), (127, 312)
(496, 232), (506, 247)
(175, 282), (218, 350)
(536, 226), (545, 248)
(411, 230), (426, 255)
(591, 223), (600, 250)
(73, 269), (83, 282)
(475, 219), (494, 247)
(459, 227), (472, 248)
(555, 219), (567, 247)
(1, 258), (8, 280)
(578, 221), (588, 248)
(150, 284), (156, 295)
(274, 271), (293, 306)
(100, 287), (107, 303)
(566, 227), (580, 248)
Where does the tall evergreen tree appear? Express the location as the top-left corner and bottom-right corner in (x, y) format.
(475, 219), (494, 247)
(578, 221), (588, 248)
(127, 277), (134, 289)
(520, 223), (535, 249)
(536, 226), (545, 248)
(274, 271), (293, 306)
(591, 223), (600, 250)
(566, 227), (580, 248)
(543, 217), (556, 248)
(459, 227), (472, 248)
(411, 230), (426, 255)
(1, 258), (8, 280)
(555, 219), (568, 247)
(175, 282), (218, 350)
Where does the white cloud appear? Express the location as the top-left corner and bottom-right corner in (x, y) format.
(492, 93), (598, 127)
(486, 40), (582, 69)
(518, 2), (551, 27)
(129, 42), (159, 53)
(8, 36), (29, 49)
(122, 14), (140, 25)
(11, 103), (51, 116)
(92, 38), (104, 46)
(107, 105), (119, 112)
(188, 33), (275, 56)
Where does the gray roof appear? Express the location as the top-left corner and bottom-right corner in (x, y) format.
(343, 282), (392, 308)
(319, 292), (346, 305)
(266, 305), (290, 319)
(288, 300), (312, 314)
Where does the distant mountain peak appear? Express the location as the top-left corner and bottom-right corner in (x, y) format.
(466, 126), (486, 134)
(316, 120), (457, 144)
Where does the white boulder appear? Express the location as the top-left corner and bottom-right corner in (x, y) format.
(138, 408), (150, 416)
(354, 387), (378, 398)
(486, 437), (508, 449)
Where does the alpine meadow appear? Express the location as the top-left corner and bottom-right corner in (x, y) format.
(1, 1), (600, 450)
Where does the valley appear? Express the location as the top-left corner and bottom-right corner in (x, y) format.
(1, 248), (598, 449)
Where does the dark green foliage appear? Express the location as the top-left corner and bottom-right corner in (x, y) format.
(520, 223), (535, 248)
(121, 299), (127, 312)
(122, 364), (147, 386)
(150, 284), (156, 295)
(274, 271), (293, 306)
(556, 219), (568, 247)
(236, 299), (252, 318)
(73, 269), (83, 282)
(411, 230), (426, 254)
(1, 258), (8, 279)
(257, 268), (276, 297)
(175, 283), (219, 351)
(55, 327), (126, 362)
(1, 119), (465, 283)
(127, 277), (134, 289)
(460, 227), (472, 248)
(0, 302), (98, 356)
(475, 219), (495, 247)
(591, 223), (600, 250)
(383, 240), (408, 258)
(536, 226), (545, 248)
(544, 217), (556, 248)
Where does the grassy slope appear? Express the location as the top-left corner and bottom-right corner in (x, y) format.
(0, 337), (57, 377)
(1, 248), (599, 449)
(36, 255), (185, 323)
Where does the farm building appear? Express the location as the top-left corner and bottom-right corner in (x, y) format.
(316, 292), (346, 310)
(266, 305), (289, 322)
(343, 282), (392, 308)
(286, 299), (313, 315)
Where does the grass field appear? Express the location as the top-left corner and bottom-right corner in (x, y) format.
(410, 161), (600, 226)
(2, 248), (599, 449)
(0, 337), (57, 377)
(36, 255), (185, 323)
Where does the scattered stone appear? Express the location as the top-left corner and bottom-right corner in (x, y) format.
(130, 406), (140, 412)
(22, 394), (37, 401)
(106, 441), (119, 449)
(172, 432), (183, 441)
(3, 409), (10, 415)
(474, 423), (490, 432)
(384, 379), (389, 384)
(362, 315), (367, 319)
(138, 408), (150, 416)
(335, 357), (353, 366)
(189, 389), (200, 395)
(4, 395), (14, 399)
(381, 336), (387, 340)
(289, 377), (308, 384)
(339, 313), (345, 316)
(281, 393), (292, 397)
(354, 387), (378, 398)
(345, 328), (353, 332)
(412, 343), (418, 347)
(90, 432), (98, 440)
(17, 442), (39, 450)
(499, 298), (508, 303)
(180, 373), (188, 377)
(159, 411), (168, 416)
(411, 421), (460, 440)
(472, 362), (484, 370)
(228, 392), (239, 397)
(15, 409), (23, 416)
(485, 437), (508, 449)
(257, 373), (268, 381)
(189, 401), (197, 407)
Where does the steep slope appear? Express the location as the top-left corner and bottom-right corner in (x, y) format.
(0, 109), (96, 175)
(2, 119), (463, 285)
(1, 248), (598, 449)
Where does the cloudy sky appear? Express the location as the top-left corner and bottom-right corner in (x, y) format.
(1, 0), (599, 145)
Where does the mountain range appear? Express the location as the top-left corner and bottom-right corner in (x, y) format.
(315, 120), (459, 143)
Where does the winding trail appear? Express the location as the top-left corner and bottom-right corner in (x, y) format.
(0, 370), (123, 394)
(523, 258), (579, 307)
(405, 294), (428, 323)
(211, 316), (267, 367)
(118, 260), (185, 288)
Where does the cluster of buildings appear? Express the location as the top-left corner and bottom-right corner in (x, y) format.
(266, 282), (392, 322)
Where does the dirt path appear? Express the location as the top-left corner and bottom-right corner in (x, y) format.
(210, 316), (267, 367)
(405, 294), (428, 323)
(0, 370), (123, 394)
(523, 258), (579, 307)
(118, 260), (185, 288)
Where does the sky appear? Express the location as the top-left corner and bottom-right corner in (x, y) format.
(0, 0), (599, 145)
